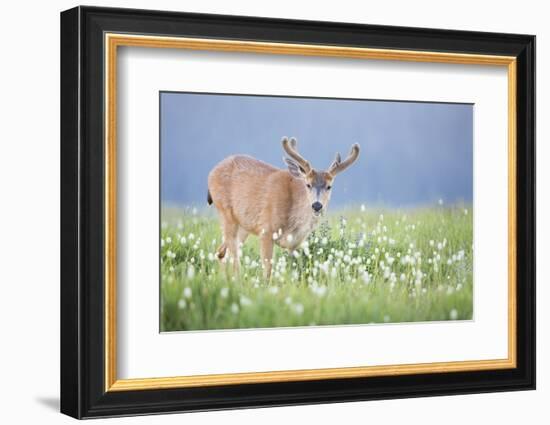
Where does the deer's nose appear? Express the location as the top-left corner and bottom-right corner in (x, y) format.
(312, 202), (323, 212)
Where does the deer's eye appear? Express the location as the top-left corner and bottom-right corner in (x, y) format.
(327, 185), (332, 190)
(306, 183), (312, 189)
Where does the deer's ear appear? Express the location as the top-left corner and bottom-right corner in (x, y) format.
(284, 157), (306, 178)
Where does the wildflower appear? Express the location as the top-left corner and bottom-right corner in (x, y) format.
(166, 236), (172, 244)
(284, 296), (293, 305)
(321, 237), (328, 245)
(379, 214), (384, 221)
(220, 287), (229, 298)
(361, 204), (366, 212)
(188, 233), (195, 240)
(178, 299), (187, 309)
(311, 284), (327, 297)
(286, 234), (294, 243)
(362, 271), (371, 284)
(183, 287), (192, 298)
(292, 303), (304, 315)
(180, 236), (187, 244)
(269, 286), (279, 295)
(429, 240), (434, 247)
(187, 265), (195, 278)
(272, 232), (279, 241)
(400, 273), (406, 282)
(449, 309), (458, 320)
(240, 295), (252, 306)
(230, 303), (239, 314)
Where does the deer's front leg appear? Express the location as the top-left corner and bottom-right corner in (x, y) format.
(259, 234), (274, 280)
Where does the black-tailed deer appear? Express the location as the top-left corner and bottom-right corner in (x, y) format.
(207, 137), (360, 278)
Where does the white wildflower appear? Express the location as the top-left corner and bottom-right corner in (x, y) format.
(183, 287), (192, 299)
(220, 287), (229, 298)
(292, 303), (304, 315)
(240, 295), (252, 306)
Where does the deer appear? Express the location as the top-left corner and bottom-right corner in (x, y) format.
(207, 137), (360, 279)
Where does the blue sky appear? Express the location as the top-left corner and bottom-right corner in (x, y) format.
(161, 92), (473, 208)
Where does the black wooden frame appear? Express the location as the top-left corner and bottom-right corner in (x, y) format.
(60, 6), (536, 419)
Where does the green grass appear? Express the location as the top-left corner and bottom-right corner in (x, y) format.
(160, 204), (473, 331)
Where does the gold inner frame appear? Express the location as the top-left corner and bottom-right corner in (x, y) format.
(104, 33), (517, 392)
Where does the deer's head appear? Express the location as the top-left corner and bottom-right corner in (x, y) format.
(282, 137), (360, 217)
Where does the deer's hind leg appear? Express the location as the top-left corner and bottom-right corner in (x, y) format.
(216, 213), (242, 275)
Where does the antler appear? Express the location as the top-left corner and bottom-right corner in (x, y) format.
(282, 137), (311, 173)
(328, 143), (360, 176)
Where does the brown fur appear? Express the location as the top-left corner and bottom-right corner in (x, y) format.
(207, 138), (360, 278)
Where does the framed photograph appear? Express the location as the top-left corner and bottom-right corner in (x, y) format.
(60, 6), (535, 419)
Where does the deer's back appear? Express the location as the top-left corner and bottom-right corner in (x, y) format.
(208, 155), (289, 232)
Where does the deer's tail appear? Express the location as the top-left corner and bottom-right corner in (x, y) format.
(207, 188), (213, 205)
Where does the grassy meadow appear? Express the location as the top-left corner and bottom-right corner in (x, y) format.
(160, 204), (473, 332)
